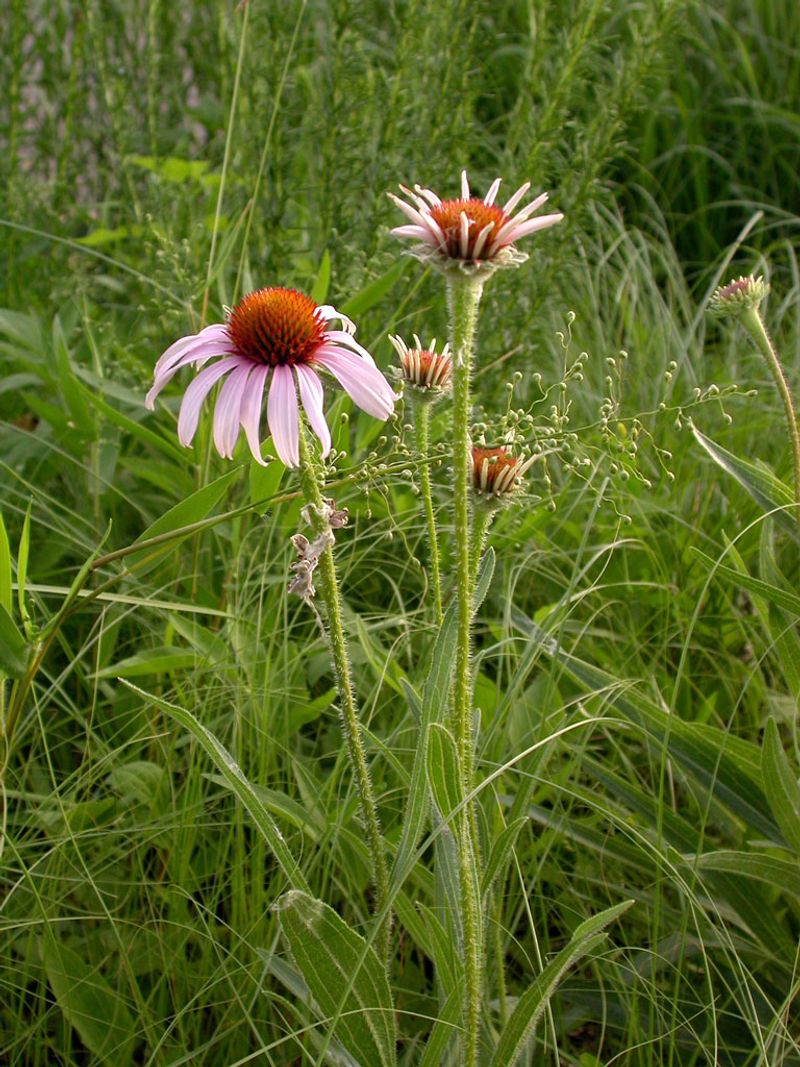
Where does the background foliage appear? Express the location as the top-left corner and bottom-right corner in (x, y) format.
(1, 0), (799, 1063)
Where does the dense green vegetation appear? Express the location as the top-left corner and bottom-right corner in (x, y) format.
(2, 1), (799, 1063)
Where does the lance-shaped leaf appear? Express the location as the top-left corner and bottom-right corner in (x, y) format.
(274, 891), (397, 1067)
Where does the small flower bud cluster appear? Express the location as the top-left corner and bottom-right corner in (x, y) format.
(709, 275), (768, 318)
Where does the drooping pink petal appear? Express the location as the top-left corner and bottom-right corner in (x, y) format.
(153, 324), (231, 378)
(177, 356), (243, 447)
(212, 362), (253, 459)
(267, 364), (300, 468)
(313, 347), (395, 420)
(295, 364), (331, 458)
(390, 224), (437, 244)
(146, 339), (237, 409)
(322, 330), (376, 365)
(239, 364), (270, 465)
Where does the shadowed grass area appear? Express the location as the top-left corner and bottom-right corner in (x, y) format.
(1, 1), (799, 1064)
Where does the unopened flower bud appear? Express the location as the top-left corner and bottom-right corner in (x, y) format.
(709, 275), (768, 318)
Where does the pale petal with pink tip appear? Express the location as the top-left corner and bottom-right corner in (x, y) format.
(267, 364), (300, 468)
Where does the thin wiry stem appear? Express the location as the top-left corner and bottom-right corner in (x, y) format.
(296, 423), (392, 963)
(413, 402), (444, 623)
(742, 308), (800, 530)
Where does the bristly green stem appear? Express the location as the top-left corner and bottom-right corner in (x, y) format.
(296, 423), (392, 963)
(447, 274), (484, 1067)
(470, 503), (497, 587)
(413, 402), (443, 624)
(742, 307), (800, 530)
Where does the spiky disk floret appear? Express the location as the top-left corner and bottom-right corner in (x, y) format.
(227, 287), (326, 366)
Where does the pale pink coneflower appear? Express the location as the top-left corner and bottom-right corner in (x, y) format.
(388, 333), (453, 398)
(389, 170), (563, 277)
(146, 287), (396, 468)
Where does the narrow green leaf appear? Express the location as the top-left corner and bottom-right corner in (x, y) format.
(52, 315), (93, 431)
(473, 545), (495, 611)
(0, 603), (28, 677)
(96, 647), (198, 679)
(17, 502), (31, 632)
(692, 547), (800, 616)
(274, 891), (397, 1067)
(341, 260), (407, 317)
(482, 817), (529, 896)
(695, 850), (800, 899)
(392, 599), (458, 886)
(418, 990), (461, 1067)
(762, 718), (800, 853)
(490, 901), (632, 1067)
(692, 426), (799, 540)
(311, 250), (332, 303)
(129, 467), (241, 572)
(80, 386), (186, 464)
(426, 723), (462, 819)
(120, 682), (310, 892)
(43, 940), (135, 1066)
(0, 509), (12, 614)
(518, 611), (782, 842)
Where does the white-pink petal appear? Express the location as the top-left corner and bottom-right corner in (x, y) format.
(484, 177), (501, 206)
(390, 224), (438, 244)
(503, 181), (532, 215)
(461, 170), (470, 199)
(153, 323), (229, 375)
(240, 365), (270, 465)
(295, 365), (331, 458)
(501, 212), (564, 243)
(146, 339), (237, 409)
(212, 362), (252, 459)
(322, 331), (376, 366)
(267, 364), (300, 468)
(177, 356), (243, 447)
(317, 305), (356, 335)
(314, 348), (395, 420)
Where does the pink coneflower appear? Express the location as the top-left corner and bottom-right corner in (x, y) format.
(389, 170), (563, 276)
(388, 333), (453, 396)
(146, 287), (395, 468)
(471, 445), (534, 498)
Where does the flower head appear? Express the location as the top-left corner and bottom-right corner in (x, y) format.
(146, 287), (395, 468)
(389, 170), (563, 277)
(709, 275), (769, 319)
(388, 333), (452, 399)
(471, 445), (533, 500)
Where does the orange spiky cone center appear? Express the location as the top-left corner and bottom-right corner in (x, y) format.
(227, 287), (326, 367)
(472, 446), (523, 492)
(429, 198), (507, 259)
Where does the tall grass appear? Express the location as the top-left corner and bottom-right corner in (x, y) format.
(2, 0), (799, 1064)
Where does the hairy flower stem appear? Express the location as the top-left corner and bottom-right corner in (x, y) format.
(741, 308), (800, 529)
(413, 402), (444, 623)
(447, 275), (484, 1067)
(296, 424), (392, 963)
(470, 504), (496, 586)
